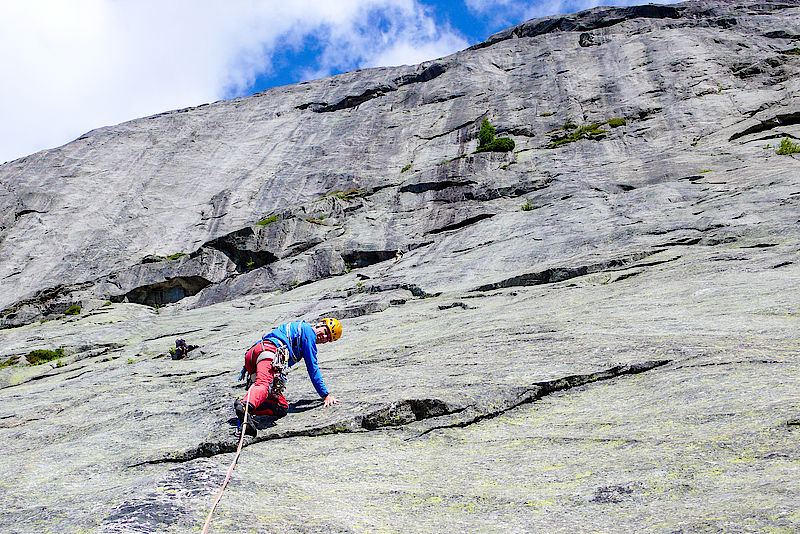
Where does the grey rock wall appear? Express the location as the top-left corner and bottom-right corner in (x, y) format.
(0, 1), (799, 532)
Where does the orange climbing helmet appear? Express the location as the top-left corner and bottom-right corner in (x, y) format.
(320, 317), (342, 341)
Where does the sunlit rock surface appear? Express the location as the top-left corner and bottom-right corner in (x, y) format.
(1, 0), (799, 532)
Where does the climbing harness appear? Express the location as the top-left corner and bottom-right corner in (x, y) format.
(200, 389), (252, 534)
(241, 338), (291, 396)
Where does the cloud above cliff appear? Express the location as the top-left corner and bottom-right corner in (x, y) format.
(0, 0), (467, 164)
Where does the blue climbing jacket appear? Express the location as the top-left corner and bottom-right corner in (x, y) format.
(262, 321), (329, 398)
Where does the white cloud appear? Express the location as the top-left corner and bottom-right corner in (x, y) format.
(0, 0), (468, 164)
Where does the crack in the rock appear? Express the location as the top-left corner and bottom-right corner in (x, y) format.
(297, 63), (447, 113)
(426, 213), (495, 235)
(471, 250), (665, 292)
(132, 361), (669, 466)
(130, 398), (465, 467)
(728, 111), (800, 142)
(674, 359), (786, 369)
(413, 360), (671, 438)
(191, 371), (232, 383)
(415, 118), (481, 141)
(399, 179), (475, 194)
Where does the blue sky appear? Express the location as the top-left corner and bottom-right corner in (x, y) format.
(0, 0), (679, 164)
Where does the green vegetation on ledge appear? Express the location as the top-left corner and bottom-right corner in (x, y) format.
(64, 304), (81, 316)
(26, 348), (65, 366)
(548, 118), (626, 148)
(776, 137), (800, 155)
(0, 356), (18, 369)
(476, 119), (515, 153)
(256, 215), (278, 226)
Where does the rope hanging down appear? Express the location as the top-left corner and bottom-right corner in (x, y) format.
(201, 390), (251, 534)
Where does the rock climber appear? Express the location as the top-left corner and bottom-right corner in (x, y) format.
(173, 338), (188, 360)
(234, 317), (342, 436)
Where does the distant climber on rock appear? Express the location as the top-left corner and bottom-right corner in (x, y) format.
(234, 318), (342, 437)
(173, 338), (188, 360)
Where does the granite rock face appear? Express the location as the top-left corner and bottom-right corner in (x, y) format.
(1, 1), (799, 532)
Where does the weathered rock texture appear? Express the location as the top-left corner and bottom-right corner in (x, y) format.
(1, 1), (799, 532)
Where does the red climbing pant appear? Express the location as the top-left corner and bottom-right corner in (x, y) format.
(241, 341), (288, 418)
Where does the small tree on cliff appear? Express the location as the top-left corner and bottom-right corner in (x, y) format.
(476, 119), (515, 153)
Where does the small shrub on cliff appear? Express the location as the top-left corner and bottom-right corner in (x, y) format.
(64, 304), (81, 316)
(521, 200), (534, 211)
(26, 348), (64, 366)
(166, 252), (185, 260)
(0, 356), (18, 369)
(776, 137), (800, 155)
(478, 119), (496, 147)
(257, 215), (278, 226)
(476, 119), (515, 153)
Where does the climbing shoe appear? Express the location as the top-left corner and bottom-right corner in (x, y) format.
(234, 399), (258, 437)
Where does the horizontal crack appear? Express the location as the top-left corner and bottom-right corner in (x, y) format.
(471, 250), (665, 292)
(412, 360), (671, 438)
(133, 361), (669, 466)
(132, 398), (466, 466)
(674, 359), (787, 369)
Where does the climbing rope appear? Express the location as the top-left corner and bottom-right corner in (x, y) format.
(201, 390), (251, 534)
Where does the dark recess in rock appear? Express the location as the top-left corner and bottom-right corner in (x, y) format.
(361, 398), (454, 430)
(112, 276), (211, 307)
(300, 63), (448, 113)
(708, 17), (737, 29)
(763, 30), (800, 39)
(14, 209), (46, 218)
(205, 227), (278, 272)
(579, 32), (599, 47)
(393, 63), (447, 86)
(399, 180), (476, 194)
(465, 178), (554, 201)
(472, 251), (661, 292)
(365, 282), (439, 298)
(341, 250), (396, 269)
(427, 213), (495, 235)
(438, 302), (472, 310)
(730, 111), (800, 141)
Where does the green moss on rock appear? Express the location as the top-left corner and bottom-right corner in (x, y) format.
(26, 348), (65, 366)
